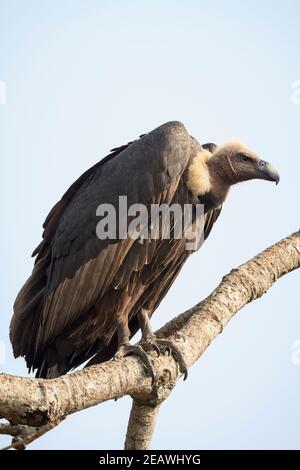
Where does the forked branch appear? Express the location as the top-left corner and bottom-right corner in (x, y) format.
(0, 230), (299, 449)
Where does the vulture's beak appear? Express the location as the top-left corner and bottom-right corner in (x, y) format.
(258, 160), (280, 185)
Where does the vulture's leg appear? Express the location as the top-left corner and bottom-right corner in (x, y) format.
(114, 301), (155, 382)
(138, 308), (188, 380)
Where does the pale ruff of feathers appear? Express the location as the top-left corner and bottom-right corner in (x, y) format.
(187, 149), (212, 196)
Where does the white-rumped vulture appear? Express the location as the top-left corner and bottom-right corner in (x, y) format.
(10, 121), (280, 379)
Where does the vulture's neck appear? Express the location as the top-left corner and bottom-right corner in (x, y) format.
(186, 152), (231, 212)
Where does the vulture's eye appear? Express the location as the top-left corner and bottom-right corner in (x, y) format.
(239, 153), (250, 163)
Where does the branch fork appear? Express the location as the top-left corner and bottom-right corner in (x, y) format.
(0, 230), (299, 449)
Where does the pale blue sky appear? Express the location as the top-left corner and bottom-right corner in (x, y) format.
(1, 0), (299, 449)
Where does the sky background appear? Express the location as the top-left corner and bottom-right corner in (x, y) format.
(1, 0), (299, 450)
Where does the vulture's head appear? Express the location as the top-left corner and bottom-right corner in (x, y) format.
(209, 141), (280, 186)
(187, 140), (280, 207)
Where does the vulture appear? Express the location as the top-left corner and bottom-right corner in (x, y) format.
(10, 121), (280, 379)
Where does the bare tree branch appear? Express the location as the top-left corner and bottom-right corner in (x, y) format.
(0, 230), (299, 449)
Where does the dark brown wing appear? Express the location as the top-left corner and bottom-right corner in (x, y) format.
(10, 121), (192, 375)
(86, 206), (222, 367)
(203, 205), (222, 240)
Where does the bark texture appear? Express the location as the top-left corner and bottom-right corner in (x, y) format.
(0, 230), (299, 449)
(124, 400), (160, 450)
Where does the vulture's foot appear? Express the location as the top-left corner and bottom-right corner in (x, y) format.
(114, 343), (155, 383)
(140, 336), (188, 380)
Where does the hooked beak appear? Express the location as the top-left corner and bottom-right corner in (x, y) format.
(258, 160), (280, 185)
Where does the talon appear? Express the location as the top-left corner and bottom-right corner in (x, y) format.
(136, 310), (188, 380)
(140, 336), (160, 357)
(151, 343), (160, 356)
(114, 343), (155, 384)
(154, 338), (188, 380)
